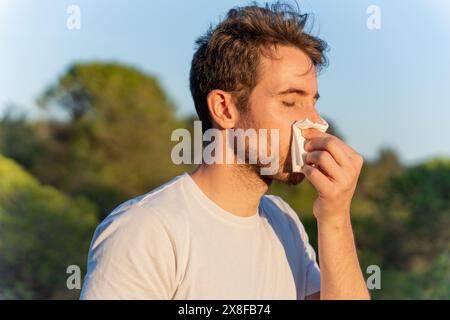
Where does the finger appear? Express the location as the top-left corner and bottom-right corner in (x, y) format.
(302, 164), (332, 192)
(304, 136), (353, 169)
(302, 129), (359, 157)
(305, 150), (345, 182)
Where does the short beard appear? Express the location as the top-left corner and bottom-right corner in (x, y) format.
(233, 111), (305, 187)
(270, 170), (305, 186)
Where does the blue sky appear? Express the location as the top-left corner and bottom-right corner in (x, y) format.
(1, 0), (449, 164)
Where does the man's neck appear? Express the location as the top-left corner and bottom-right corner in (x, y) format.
(189, 164), (270, 217)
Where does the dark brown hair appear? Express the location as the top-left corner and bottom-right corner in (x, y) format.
(189, 1), (328, 132)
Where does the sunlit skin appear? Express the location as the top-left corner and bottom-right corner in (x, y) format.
(191, 44), (370, 299)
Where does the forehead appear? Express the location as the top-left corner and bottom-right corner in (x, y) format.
(256, 45), (317, 94)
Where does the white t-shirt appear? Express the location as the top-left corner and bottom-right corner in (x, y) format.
(80, 172), (320, 300)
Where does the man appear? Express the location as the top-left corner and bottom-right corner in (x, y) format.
(81, 2), (370, 300)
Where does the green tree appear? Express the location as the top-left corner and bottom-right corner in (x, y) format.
(366, 157), (450, 299)
(377, 158), (450, 270)
(352, 148), (405, 270)
(32, 63), (188, 217)
(0, 155), (98, 299)
(357, 148), (404, 202)
(0, 107), (46, 170)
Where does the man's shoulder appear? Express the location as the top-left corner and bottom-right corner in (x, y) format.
(261, 194), (309, 234)
(92, 173), (189, 245)
(262, 194), (292, 211)
(110, 173), (187, 217)
(261, 194), (315, 257)
(261, 194), (298, 220)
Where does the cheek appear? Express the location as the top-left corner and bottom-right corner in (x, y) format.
(251, 100), (292, 129)
(266, 105), (295, 153)
(277, 126), (293, 161)
(248, 100), (295, 154)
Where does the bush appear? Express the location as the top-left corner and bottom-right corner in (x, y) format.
(0, 155), (98, 299)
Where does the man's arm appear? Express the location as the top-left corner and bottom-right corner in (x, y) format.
(316, 217), (369, 299)
(306, 220), (369, 300)
(301, 128), (370, 300)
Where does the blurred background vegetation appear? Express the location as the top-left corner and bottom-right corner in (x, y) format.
(0, 62), (448, 299)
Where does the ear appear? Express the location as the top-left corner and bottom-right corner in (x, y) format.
(206, 89), (239, 130)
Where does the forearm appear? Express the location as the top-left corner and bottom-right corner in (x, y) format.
(317, 215), (370, 300)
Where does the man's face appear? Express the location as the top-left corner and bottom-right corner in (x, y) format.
(238, 45), (324, 185)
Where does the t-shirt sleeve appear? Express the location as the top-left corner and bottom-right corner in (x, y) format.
(80, 206), (177, 299)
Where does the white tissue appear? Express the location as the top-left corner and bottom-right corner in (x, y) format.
(291, 118), (329, 173)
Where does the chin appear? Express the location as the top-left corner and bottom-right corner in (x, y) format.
(269, 171), (305, 186)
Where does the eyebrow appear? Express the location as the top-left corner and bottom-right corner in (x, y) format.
(276, 88), (320, 100)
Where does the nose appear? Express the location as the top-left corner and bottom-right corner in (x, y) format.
(306, 107), (325, 125)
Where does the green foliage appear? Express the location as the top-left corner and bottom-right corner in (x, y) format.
(375, 158), (450, 269)
(370, 251), (449, 300)
(0, 155), (98, 299)
(7, 63), (189, 217)
(0, 108), (45, 170)
(357, 148), (404, 202)
(358, 158), (449, 299)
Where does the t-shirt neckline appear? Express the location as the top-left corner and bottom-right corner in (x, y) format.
(182, 172), (261, 227)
